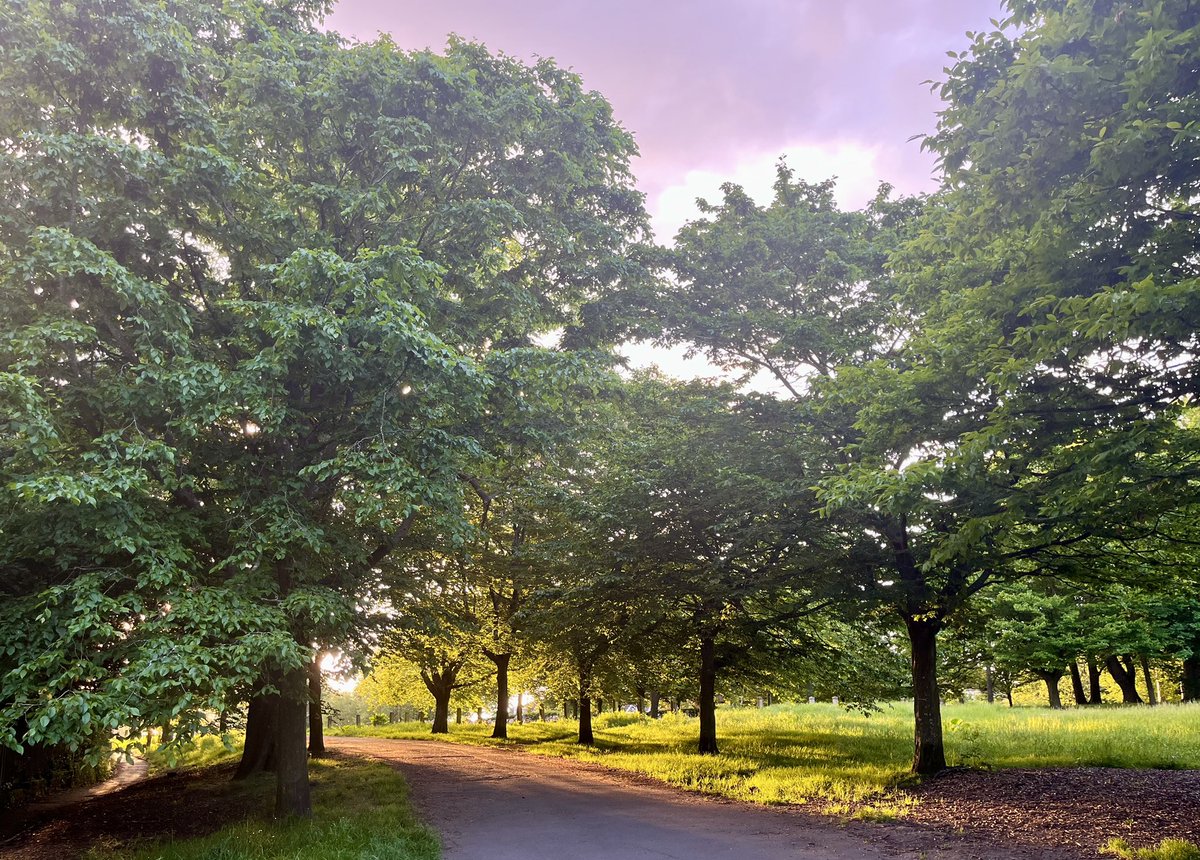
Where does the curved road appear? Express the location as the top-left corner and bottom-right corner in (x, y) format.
(327, 737), (1049, 860)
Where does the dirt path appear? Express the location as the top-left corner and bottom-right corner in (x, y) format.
(328, 737), (1072, 860)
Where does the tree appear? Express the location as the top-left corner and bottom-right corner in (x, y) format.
(988, 582), (1089, 709)
(572, 376), (838, 754)
(661, 171), (964, 767)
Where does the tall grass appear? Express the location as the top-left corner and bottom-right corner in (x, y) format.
(331, 701), (1200, 816)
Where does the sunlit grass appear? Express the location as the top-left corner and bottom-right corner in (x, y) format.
(1103, 837), (1200, 860)
(330, 701), (1200, 817)
(85, 754), (438, 860)
(145, 733), (244, 774)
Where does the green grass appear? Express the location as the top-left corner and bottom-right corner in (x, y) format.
(145, 733), (245, 774)
(85, 754), (439, 860)
(331, 701), (1200, 818)
(1103, 838), (1200, 860)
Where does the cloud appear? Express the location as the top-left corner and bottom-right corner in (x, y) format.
(650, 140), (888, 243)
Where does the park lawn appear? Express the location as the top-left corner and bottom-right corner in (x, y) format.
(86, 743), (438, 860)
(331, 701), (1200, 818)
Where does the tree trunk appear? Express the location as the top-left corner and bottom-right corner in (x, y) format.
(486, 652), (511, 739)
(1087, 657), (1103, 704)
(1183, 652), (1200, 702)
(420, 665), (458, 735)
(515, 692), (523, 724)
(274, 665), (312, 818)
(456, 707), (463, 725)
(636, 687), (646, 715)
(235, 688), (278, 780)
(985, 666), (995, 703)
(905, 616), (946, 774)
(649, 691), (661, 719)
(1036, 670), (1064, 709)
(1069, 661), (1087, 706)
(1139, 655), (1158, 706)
(697, 635), (719, 755)
(307, 657), (325, 755)
(1105, 655), (1143, 704)
(431, 689), (451, 734)
(578, 669), (594, 746)
(595, 698), (604, 715)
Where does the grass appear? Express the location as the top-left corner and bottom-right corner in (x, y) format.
(1103, 838), (1200, 860)
(145, 733), (245, 774)
(85, 749), (439, 860)
(330, 701), (1200, 818)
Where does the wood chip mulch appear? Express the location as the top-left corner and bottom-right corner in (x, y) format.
(903, 767), (1200, 858)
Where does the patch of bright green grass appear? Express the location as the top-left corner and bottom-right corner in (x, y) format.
(146, 733), (244, 774)
(85, 755), (438, 860)
(1102, 838), (1200, 860)
(330, 701), (1200, 818)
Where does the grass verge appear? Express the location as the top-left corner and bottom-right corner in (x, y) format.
(330, 701), (1200, 819)
(84, 753), (439, 860)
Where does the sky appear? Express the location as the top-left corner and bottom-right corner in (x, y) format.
(324, 0), (1006, 376)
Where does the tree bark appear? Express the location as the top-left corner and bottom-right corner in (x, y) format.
(1036, 670), (1064, 709)
(636, 686), (646, 715)
(649, 691), (661, 719)
(431, 690), (451, 733)
(697, 635), (719, 755)
(578, 669), (594, 745)
(235, 688), (278, 780)
(307, 656), (325, 755)
(485, 651), (511, 739)
(1139, 655), (1158, 706)
(1183, 652), (1200, 702)
(456, 707), (463, 725)
(515, 691), (523, 724)
(1087, 657), (1103, 704)
(420, 665), (458, 735)
(1105, 655), (1143, 704)
(905, 616), (946, 774)
(985, 666), (995, 703)
(274, 665), (312, 818)
(1069, 661), (1087, 706)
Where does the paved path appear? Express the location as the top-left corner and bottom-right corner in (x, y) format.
(328, 737), (1053, 860)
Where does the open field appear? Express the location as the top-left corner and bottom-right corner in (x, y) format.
(331, 701), (1200, 814)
